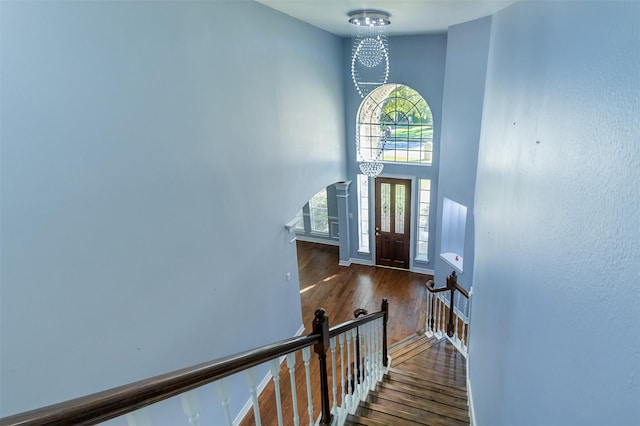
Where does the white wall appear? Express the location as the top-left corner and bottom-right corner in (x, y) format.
(469, 1), (640, 425)
(0, 0), (346, 418)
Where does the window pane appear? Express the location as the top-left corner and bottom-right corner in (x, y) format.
(417, 179), (431, 259)
(357, 84), (433, 166)
(357, 175), (369, 252)
(310, 189), (329, 234)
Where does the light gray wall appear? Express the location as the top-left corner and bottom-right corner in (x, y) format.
(0, 0), (346, 419)
(469, 1), (640, 425)
(434, 16), (492, 290)
(345, 35), (447, 270)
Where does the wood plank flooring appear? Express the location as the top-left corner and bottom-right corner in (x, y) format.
(347, 335), (470, 426)
(297, 241), (429, 345)
(238, 241), (431, 426)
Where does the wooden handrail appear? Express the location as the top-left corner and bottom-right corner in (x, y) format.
(426, 271), (469, 338)
(0, 334), (320, 426)
(328, 311), (385, 338)
(426, 271), (469, 298)
(1, 301), (390, 426)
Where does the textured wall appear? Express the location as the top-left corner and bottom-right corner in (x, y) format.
(469, 1), (640, 425)
(434, 16), (492, 291)
(0, 1), (346, 419)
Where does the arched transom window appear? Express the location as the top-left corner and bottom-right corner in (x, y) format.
(357, 84), (433, 165)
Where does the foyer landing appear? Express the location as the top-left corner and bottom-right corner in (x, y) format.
(297, 240), (430, 345)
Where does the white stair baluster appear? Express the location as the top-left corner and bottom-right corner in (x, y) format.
(246, 367), (262, 426)
(426, 291), (432, 337)
(439, 293), (446, 338)
(373, 318), (382, 382)
(269, 359), (284, 426)
(462, 295), (469, 353)
(345, 329), (353, 412)
(351, 327), (362, 405)
(302, 347), (314, 426)
(286, 352), (300, 426)
(330, 336), (338, 415)
(366, 322), (374, 390)
(181, 389), (200, 426)
(126, 408), (151, 426)
(338, 332), (346, 414)
(215, 378), (233, 426)
(434, 294), (440, 337)
(455, 292), (461, 344)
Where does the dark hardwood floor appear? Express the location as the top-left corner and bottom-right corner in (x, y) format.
(297, 240), (430, 345)
(239, 241), (431, 426)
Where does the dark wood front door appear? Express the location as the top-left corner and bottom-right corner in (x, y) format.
(375, 177), (411, 269)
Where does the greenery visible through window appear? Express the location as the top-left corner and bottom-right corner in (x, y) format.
(309, 189), (329, 234)
(416, 179), (431, 260)
(357, 175), (369, 252)
(357, 84), (433, 165)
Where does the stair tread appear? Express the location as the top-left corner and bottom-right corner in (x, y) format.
(388, 333), (432, 355)
(390, 337), (443, 365)
(345, 413), (390, 426)
(369, 389), (470, 422)
(392, 364), (467, 388)
(388, 366), (467, 392)
(359, 401), (470, 426)
(383, 372), (468, 400)
(375, 381), (469, 410)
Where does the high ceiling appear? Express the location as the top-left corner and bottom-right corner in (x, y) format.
(256, 0), (518, 36)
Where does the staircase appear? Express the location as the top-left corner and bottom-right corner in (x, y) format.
(345, 332), (470, 426)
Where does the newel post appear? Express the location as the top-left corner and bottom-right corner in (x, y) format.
(313, 308), (333, 426)
(446, 271), (457, 337)
(381, 298), (389, 367)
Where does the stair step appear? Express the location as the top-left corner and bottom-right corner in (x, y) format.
(357, 400), (469, 426)
(376, 380), (468, 410)
(384, 369), (468, 399)
(391, 361), (467, 388)
(389, 366), (467, 391)
(344, 413), (390, 426)
(388, 332), (429, 356)
(390, 336), (442, 365)
(369, 389), (470, 422)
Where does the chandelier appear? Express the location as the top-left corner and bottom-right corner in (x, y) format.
(349, 10), (391, 99)
(356, 84), (396, 176)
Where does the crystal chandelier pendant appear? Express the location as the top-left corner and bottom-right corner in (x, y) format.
(349, 10), (391, 98)
(359, 161), (384, 177)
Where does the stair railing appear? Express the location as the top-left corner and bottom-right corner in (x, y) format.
(0, 299), (389, 426)
(426, 271), (471, 356)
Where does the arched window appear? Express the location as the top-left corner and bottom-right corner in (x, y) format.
(357, 84), (433, 165)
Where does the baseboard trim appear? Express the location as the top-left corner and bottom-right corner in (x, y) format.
(349, 257), (374, 266)
(232, 324), (305, 426)
(341, 258), (433, 274)
(467, 357), (476, 426)
(410, 266), (434, 275)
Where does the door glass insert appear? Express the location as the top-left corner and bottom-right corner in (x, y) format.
(381, 183), (391, 232)
(395, 184), (405, 234)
